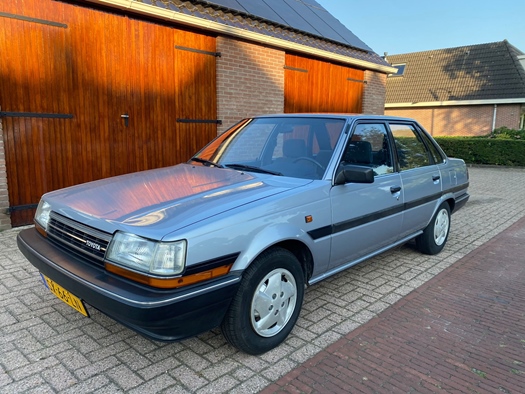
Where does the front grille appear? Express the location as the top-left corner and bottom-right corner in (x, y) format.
(47, 212), (112, 264)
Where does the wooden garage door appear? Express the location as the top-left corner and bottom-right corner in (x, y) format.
(285, 54), (364, 113)
(0, 0), (217, 226)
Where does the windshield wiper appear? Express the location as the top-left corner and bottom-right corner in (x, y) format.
(225, 164), (282, 176)
(189, 157), (224, 168)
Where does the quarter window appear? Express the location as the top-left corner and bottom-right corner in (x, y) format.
(390, 123), (432, 170)
(419, 131), (445, 164)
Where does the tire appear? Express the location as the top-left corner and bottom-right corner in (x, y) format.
(416, 202), (451, 255)
(220, 247), (305, 355)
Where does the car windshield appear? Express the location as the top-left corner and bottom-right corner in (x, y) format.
(192, 117), (347, 179)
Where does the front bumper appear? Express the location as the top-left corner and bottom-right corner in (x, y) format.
(17, 228), (241, 341)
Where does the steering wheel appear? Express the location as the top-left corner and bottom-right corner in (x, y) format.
(293, 157), (325, 171)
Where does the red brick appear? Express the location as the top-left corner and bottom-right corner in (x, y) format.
(216, 37), (284, 134)
(385, 104), (522, 136)
(362, 70), (386, 115)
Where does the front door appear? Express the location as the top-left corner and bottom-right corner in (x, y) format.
(329, 122), (404, 268)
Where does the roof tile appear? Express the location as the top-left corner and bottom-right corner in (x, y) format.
(386, 41), (525, 103)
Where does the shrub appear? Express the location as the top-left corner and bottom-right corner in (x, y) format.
(434, 137), (525, 166)
(488, 126), (525, 140)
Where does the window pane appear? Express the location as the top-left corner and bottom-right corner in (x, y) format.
(390, 124), (432, 170)
(342, 123), (394, 176)
(388, 63), (406, 77)
(220, 122), (275, 162)
(420, 131), (445, 164)
(198, 117), (346, 179)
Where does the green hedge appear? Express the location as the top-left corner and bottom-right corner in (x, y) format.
(490, 126), (525, 140)
(434, 137), (525, 166)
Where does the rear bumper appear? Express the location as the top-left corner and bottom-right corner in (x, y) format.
(454, 192), (470, 212)
(17, 228), (241, 341)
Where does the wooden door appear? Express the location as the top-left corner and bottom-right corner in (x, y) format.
(284, 54), (364, 114)
(0, 0), (217, 226)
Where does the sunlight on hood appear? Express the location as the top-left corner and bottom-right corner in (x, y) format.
(119, 180), (264, 226)
(53, 164), (257, 221)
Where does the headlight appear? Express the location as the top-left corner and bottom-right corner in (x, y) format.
(35, 200), (52, 230)
(106, 232), (186, 276)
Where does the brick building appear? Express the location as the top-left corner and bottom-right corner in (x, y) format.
(0, 0), (395, 228)
(385, 40), (525, 136)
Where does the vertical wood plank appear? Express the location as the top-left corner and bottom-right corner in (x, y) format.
(285, 54), (364, 114)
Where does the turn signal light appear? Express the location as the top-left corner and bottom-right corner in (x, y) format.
(105, 262), (233, 289)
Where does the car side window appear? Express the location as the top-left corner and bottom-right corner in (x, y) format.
(342, 123), (394, 176)
(390, 123), (432, 170)
(419, 130), (445, 164)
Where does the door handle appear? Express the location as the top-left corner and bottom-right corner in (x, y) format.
(390, 186), (401, 193)
(432, 175), (441, 182)
(121, 113), (129, 127)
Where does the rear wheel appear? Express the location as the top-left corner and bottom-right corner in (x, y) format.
(221, 247), (304, 355)
(416, 202), (451, 255)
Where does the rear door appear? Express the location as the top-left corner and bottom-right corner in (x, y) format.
(388, 122), (443, 238)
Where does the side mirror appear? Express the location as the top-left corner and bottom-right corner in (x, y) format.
(334, 165), (374, 185)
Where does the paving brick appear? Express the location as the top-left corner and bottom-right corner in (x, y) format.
(60, 376), (110, 394)
(127, 373), (179, 394)
(74, 356), (120, 380)
(196, 375), (239, 394)
(41, 362), (78, 391)
(106, 364), (144, 390)
(9, 356), (60, 381)
(1, 375), (46, 393)
(229, 375), (269, 394)
(170, 365), (208, 391)
(1, 348), (30, 371)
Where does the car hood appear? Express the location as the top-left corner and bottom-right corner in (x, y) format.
(46, 164), (311, 239)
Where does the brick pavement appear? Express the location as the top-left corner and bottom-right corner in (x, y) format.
(263, 212), (525, 394)
(1, 167), (525, 393)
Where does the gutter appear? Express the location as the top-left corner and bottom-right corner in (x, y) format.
(83, 0), (397, 74)
(386, 98), (525, 108)
(492, 104), (497, 133)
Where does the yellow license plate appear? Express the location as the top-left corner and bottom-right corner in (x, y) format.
(41, 274), (89, 317)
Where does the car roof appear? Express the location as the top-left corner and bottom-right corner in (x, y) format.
(253, 113), (417, 123)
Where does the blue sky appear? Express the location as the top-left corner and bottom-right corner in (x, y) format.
(316, 0), (525, 55)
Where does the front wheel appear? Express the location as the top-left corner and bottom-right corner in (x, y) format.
(416, 202), (451, 255)
(221, 247), (305, 355)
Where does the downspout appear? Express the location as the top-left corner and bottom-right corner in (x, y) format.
(491, 104), (497, 136)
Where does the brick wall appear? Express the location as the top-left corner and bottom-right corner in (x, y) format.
(216, 37), (285, 134)
(385, 104), (522, 136)
(494, 104), (522, 130)
(362, 70), (386, 115)
(0, 114), (12, 230)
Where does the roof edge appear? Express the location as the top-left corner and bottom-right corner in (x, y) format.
(386, 98), (525, 108)
(85, 0), (397, 74)
(388, 40), (512, 57)
(193, 0), (374, 53)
